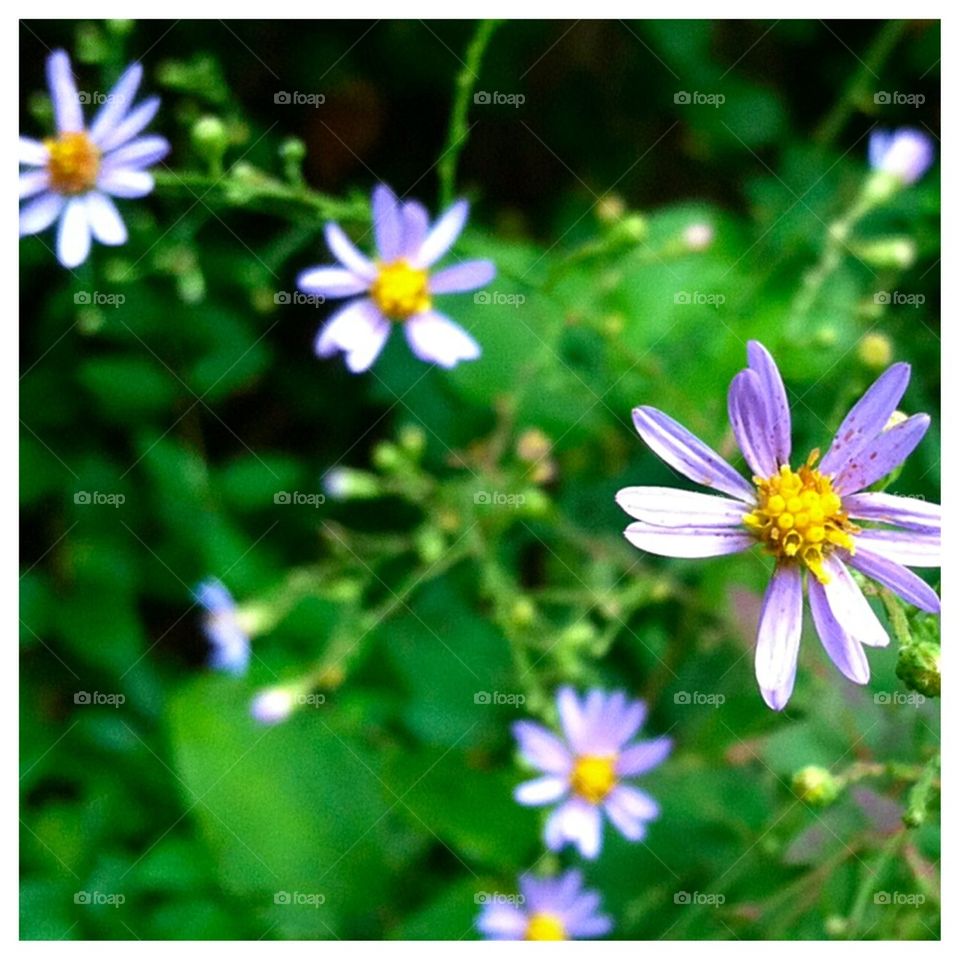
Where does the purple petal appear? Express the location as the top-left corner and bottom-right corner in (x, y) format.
(512, 719), (572, 775)
(19, 170), (50, 200)
(728, 369), (779, 477)
(100, 134), (170, 171)
(624, 521), (754, 558)
(843, 491), (940, 532)
(476, 904), (527, 940)
(404, 311), (480, 368)
(616, 736), (673, 776)
(847, 547), (940, 615)
(412, 199), (468, 268)
(429, 259), (496, 295)
(604, 695), (646, 748)
(820, 363), (911, 475)
(820, 554), (889, 647)
(631, 406), (756, 502)
(556, 687), (588, 753)
(833, 414), (930, 495)
(605, 784), (659, 821)
(371, 183), (403, 261)
(514, 775), (568, 806)
(19, 192), (65, 235)
(401, 200), (430, 256)
(808, 576), (870, 684)
(89, 61), (143, 143)
(97, 168), (155, 198)
(615, 486), (748, 527)
(870, 128), (935, 184)
(84, 192), (127, 245)
(47, 50), (83, 133)
(324, 222), (376, 280)
(855, 528), (939, 568)
(544, 799), (603, 859)
(754, 564), (803, 710)
(20, 136), (49, 167)
(567, 914), (613, 939)
(56, 198), (91, 268)
(746, 341), (791, 466)
(603, 796), (647, 841)
(297, 266), (369, 299)
(97, 96), (161, 152)
(313, 298), (391, 373)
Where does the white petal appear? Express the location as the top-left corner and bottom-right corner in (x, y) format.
(97, 97), (160, 152)
(97, 168), (155, 198)
(820, 554), (889, 648)
(85, 192), (127, 245)
(19, 170), (51, 200)
(89, 62), (143, 143)
(297, 266), (369, 299)
(56, 198), (92, 268)
(47, 49), (83, 133)
(605, 784), (659, 821)
(514, 776), (568, 806)
(19, 192), (65, 236)
(624, 521), (754, 558)
(855, 529), (940, 568)
(615, 486), (748, 527)
(324, 222), (376, 280)
(101, 135), (169, 171)
(754, 564), (803, 710)
(412, 199), (468, 267)
(404, 311), (480, 368)
(19, 136), (49, 166)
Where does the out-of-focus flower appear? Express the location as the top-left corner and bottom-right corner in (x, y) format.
(195, 579), (250, 676)
(868, 128), (935, 186)
(616, 341), (941, 710)
(476, 869), (612, 940)
(251, 687), (298, 725)
(512, 687), (671, 859)
(296, 183), (495, 372)
(19, 49), (170, 268)
(683, 222), (714, 251)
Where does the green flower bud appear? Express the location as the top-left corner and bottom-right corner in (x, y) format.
(415, 527), (445, 566)
(855, 237), (916, 270)
(861, 170), (901, 206)
(792, 766), (840, 807)
(509, 597), (537, 628)
(192, 115), (230, 172)
(896, 641), (941, 698)
(398, 425), (426, 458)
(322, 467), (381, 500)
(611, 214), (648, 244)
(372, 442), (401, 472)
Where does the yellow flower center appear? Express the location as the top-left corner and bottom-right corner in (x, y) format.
(370, 259), (431, 320)
(743, 452), (857, 584)
(570, 754), (618, 804)
(525, 912), (567, 941)
(44, 131), (101, 195)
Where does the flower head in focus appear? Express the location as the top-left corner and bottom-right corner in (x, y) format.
(20, 50), (170, 268)
(868, 128), (935, 186)
(296, 184), (495, 372)
(195, 579), (250, 676)
(616, 341), (941, 710)
(512, 687), (671, 859)
(476, 869), (612, 940)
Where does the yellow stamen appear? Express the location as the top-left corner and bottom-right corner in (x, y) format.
(743, 457), (857, 584)
(44, 131), (100, 195)
(525, 912), (567, 941)
(569, 754), (618, 804)
(370, 259), (431, 320)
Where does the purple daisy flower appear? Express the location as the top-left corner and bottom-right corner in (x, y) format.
(296, 183), (495, 372)
(868, 128), (935, 185)
(476, 869), (612, 940)
(19, 50), (170, 269)
(616, 341), (941, 710)
(512, 687), (672, 860)
(196, 579), (250, 676)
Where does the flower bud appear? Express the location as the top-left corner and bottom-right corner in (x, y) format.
(792, 766), (840, 806)
(191, 115), (229, 172)
(857, 333), (894, 370)
(322, 467), (381, 500)
(896, 641), (941, 698)
(596, 195), (626, 223)
(251, 687), (298, 725)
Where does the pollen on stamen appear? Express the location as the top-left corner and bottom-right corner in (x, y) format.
(45, 131), (101, 195)
(569, 754), (618, 805)
(370, 260), (431, 320)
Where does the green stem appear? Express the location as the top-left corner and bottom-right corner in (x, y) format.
(904, 753), (940, 828)
(845, 829), (906, 938)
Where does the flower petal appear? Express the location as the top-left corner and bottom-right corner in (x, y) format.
(606, 784), (659, 821)
(603, 795), (647, 841)
(476, 904), (527, 940)
(412, 199), (468, 268)
(567, 914), (613, 939)
(324, 222), (376, 280)
(728, 368), (778, 477)
(514, 775), (569, 806)
(97, 96), (161, 152)
(616, 736), (673, 776)
(754, 564), (803, 710)
(47, 49), (83, 133)
(89, 61), (143, 143)
(747, 340), (791, 465)
(631, 406), (756, 502)
(545, 799), (603, 859)
(808, 575), (870, 684)
(404, 311), (481, 368)
(556, 687), (588, 753)
(19, 170), (50, 200)
(100, 134), (170, 171)
(297, 266), (369, 299)
(97, 168), (155, 198)
(855, 528), (940, 568)
(401, 200), (430, 257)
(843, 491), (940, 532)
(624, 521), (754, 558)
(56, 198), (92, 268)
(85, 192), (127, 246)
(512, 719), (572, 775)
(19, 136), (49, 167)
(820, 554), (889, 647)
(847, 548), (940, 615)
(371, 183), (403, 261)
(429, 259), (496, 294)
(314, 298), (391, 374)
(616, 486), (748, 528)
(833, 414), (930, 495)
(19, 192), (65, 235)
(820, 363), (911, 475)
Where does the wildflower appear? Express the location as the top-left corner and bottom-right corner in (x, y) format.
(616, 341), (941, 710)
(868, 128), (935, 185)
(251, 687), (298, 725)
(683, 222), (714, 251)
(296, 184), (495, 372)
(195, 579), (250, 676)
(19, 50), (170, 268)
(512, 687), (671, 859)
(476, 869), (612, 940)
